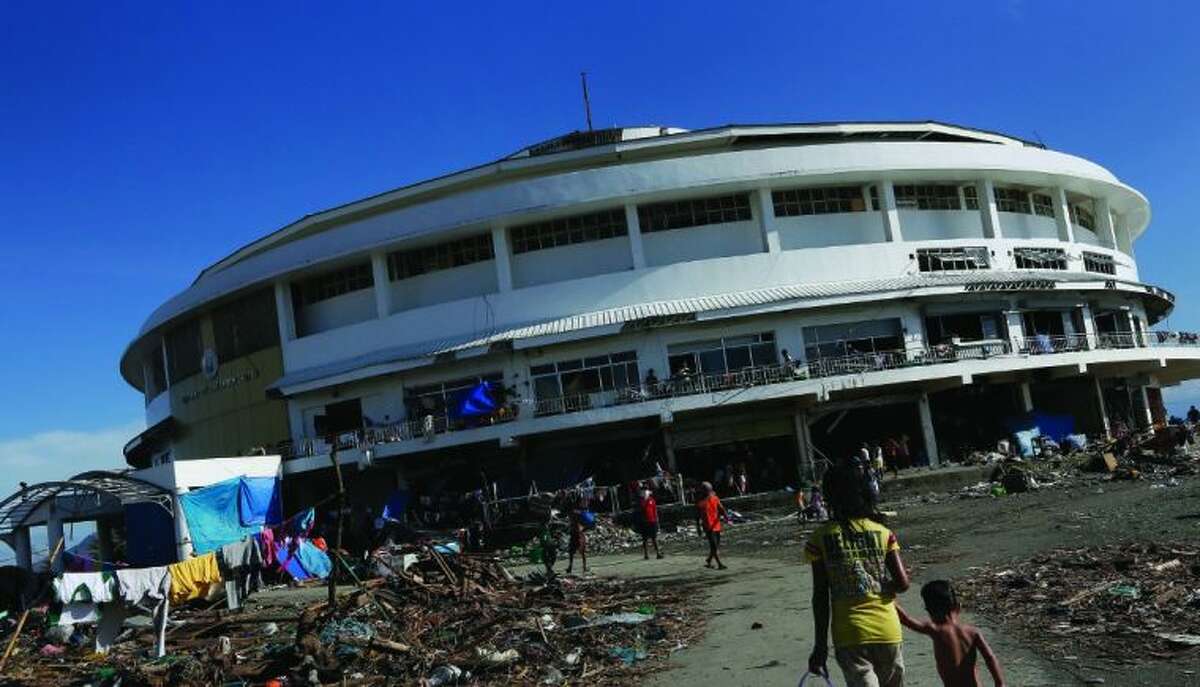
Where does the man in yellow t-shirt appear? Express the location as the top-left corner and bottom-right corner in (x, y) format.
(806, 460), (910, 687)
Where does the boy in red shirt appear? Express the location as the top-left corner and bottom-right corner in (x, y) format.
(694, 482), (727, 569)
(639, 483), (663, 560)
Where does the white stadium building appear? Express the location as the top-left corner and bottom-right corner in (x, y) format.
(118, 121), (1200, 508)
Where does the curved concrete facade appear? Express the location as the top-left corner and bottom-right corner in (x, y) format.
(120, 122), (1199, 485)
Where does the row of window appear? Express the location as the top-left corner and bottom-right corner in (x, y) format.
(286, 181), (1111, 294)
(387, 234), (494, 281)
(637, 193), (753, 232)
(917, 246), (1117, 275)
(510, 208), (628, 254)
(292, 263), (374, 307)
(144, 288), (284, 402)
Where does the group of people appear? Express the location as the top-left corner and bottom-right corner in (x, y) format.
(805, 452), (1005, 687)
(858, 435), (917, 482)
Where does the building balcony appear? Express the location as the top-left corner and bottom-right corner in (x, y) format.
(276, 330), (1200, 466)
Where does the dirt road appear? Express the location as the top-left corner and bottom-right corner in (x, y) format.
(563, 472), (1200, 685)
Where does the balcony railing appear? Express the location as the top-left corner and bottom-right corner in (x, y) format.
(278, 330), (1200, 458)
(1018, 333), (1091, 355)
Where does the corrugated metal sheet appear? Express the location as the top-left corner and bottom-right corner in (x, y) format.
(269, 270), (1109, 394)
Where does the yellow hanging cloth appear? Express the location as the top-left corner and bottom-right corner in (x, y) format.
(167, 551), (222, 604)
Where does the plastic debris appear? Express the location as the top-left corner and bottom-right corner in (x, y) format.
(424, 665), (469, 686)
(475, 647), (520, 665)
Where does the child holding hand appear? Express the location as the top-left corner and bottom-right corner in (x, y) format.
(896, 580), (1005, 687)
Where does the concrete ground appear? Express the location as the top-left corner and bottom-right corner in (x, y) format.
(554, 552), (1069, 687)
(511, 460), (1200, 686)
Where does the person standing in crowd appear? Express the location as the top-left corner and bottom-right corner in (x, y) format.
(735, 462), (749, 496)
(695, 482), (727, 569)
(639, 482), (663, 560)
(897, 433), (912, 470)
(1188, 404), (1200, 426)
(538, 512), (561, 578)
(883, 436), (901, 480)
(806, 460), (910, 686)
(565, 497), (589, 575)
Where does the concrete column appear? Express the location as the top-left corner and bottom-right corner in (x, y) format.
(273, 281), (296, 343)
(1095, 196), (1118, 249)
(95, 519), (114, 566)
(13, 527), (32, 571)
(976, 179), (1002, 239)
(1139, 384), (1156, 428)
(1054, 187), (1075, 243)
(879, 180), (903, 242)
(491, 226), (514, 292)
(1079, 303), (1097, 349)
(661, 426), (678, 473)
(1093, 377), (1111, 439)
(172, 493), (194, 561)
(624, 203), (647, 269)
(900, 309), (927, 359)
(46, 505), (64, 574)
(370, 252), (392, 318)
(1019, 382), (1034, 413)
(1004, 308), (1026, 353)
(917, 393), (940, 467)
(861, 185), (875, 213)
(160, 337), (172, 388)
(755, 187), (781, 253)
(793, 410), (814, 484)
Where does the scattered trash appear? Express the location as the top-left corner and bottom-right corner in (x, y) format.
(476, 647), (520, 665)
(262, 621), (279, 636)
(750, 621), (764, 630)
(541, 666), (565, 684)
(963, 542), (1200, 664)
(424, 664), (469, 686)
(610, 646), (649, 665)
(1107, 584), (1139, 599)
(564, 647), (583, 665)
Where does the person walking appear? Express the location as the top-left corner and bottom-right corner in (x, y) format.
(565, 497), (590, 575)
(695, 482), (727, 569)
(639, 483), (663, 560)
(806, 460), (911, 687)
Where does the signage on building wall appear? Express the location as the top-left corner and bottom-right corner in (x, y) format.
(202, 348), (219, 380)
(182, 367), (261, 404)
(963, 280), (1056, 293)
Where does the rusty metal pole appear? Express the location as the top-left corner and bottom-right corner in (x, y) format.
(328, 442), (345, 612)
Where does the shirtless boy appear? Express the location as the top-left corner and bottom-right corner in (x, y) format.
(897, 580), (1005, 687)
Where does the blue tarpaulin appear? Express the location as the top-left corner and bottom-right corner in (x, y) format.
(381, 491), (410, 522)
(125, 502), (176, 566)
(1005, 413), (1078, 456)
(238, 476), (282, 527)
(275, 540), (332, 580)
(450, 382), (497, 419)
(180, 476), (282, 554)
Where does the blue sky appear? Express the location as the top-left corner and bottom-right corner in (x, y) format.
(1, 1), (1198, 501)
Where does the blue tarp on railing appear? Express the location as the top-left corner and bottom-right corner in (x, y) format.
(180, 476), (282, 554)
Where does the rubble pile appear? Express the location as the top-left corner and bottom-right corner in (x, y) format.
(961, 542), (1200, 664)
(2, 546), (704, 686)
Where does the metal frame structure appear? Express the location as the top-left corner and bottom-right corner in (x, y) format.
(0, 471), (171, 538)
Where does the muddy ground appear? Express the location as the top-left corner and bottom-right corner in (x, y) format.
(559, 472), (1200, 686)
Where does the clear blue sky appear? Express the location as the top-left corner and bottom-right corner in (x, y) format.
(1, 1), (1198, 496)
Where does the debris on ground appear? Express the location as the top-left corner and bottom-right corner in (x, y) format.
(0, 546), (704, 685)
(961, 541), (1200, 664)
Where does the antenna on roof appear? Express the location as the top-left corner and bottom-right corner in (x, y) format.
(1032, 130), (1046, 147)
(580, 72), (594, 132)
